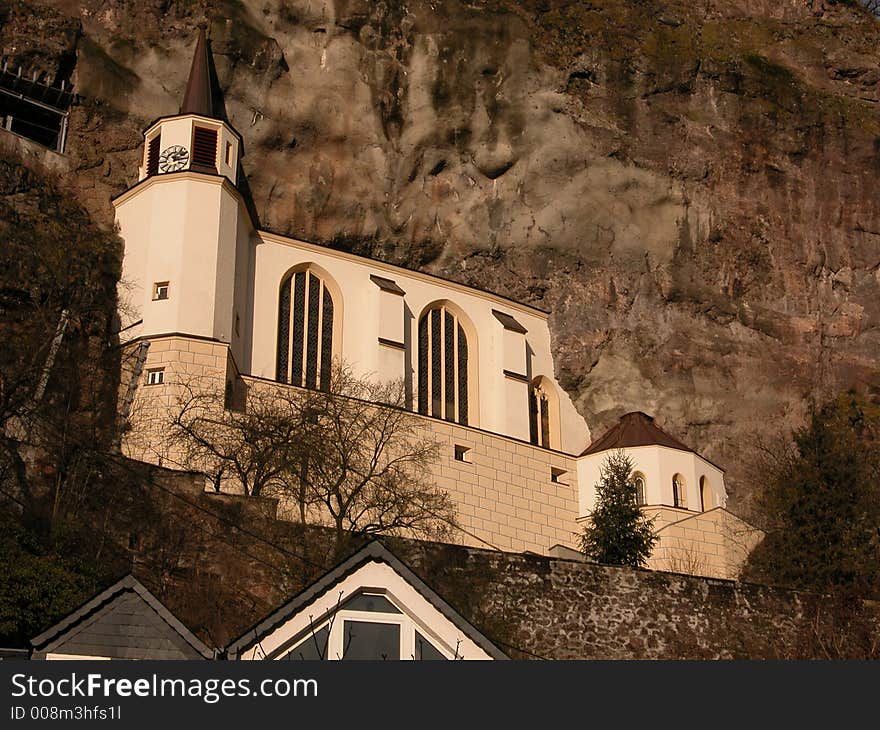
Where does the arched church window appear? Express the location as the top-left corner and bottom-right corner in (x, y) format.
(276, 269), (334, 391)
(528, 376), (559, 450)
(672, 474), (687, 509)
(633, 473), (646, 506)
(417, 305), (468, 425)
(529, 380), (551, 448)
(700, 476), (711, 512)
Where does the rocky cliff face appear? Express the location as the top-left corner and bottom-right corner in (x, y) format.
(2, 0), (879, 508)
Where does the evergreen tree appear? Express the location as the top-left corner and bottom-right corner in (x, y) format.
(580, 451), (657, 567)
(742, 391), (880, 597)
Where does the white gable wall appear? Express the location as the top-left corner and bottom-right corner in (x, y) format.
(237, 561), (495, 660)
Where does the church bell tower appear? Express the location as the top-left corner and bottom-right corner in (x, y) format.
(113, 30), (251, 463)
(114, 29), (249, 365)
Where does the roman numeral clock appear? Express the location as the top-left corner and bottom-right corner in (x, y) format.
(158, 144), (189, 173)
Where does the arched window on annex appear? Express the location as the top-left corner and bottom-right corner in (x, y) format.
(276, 264), (342, 392)
(672, 473), (687, 509)
(528, 376), (560, 450)
(417, 301), (475, 426)
(700, 475), (712, 511)
(633, 472), (647, 506)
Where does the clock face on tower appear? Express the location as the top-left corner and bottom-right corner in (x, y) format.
(158, 145), (190, 173)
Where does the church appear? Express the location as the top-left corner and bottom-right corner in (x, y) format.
(115, 31), (760, 582)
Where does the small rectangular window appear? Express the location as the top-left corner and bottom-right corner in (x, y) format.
(146, 368), (164, 386)
(454, 445), (470, 462)
(551, 467), (567, 484)
(153, 282), (169, 300)
(225, 140), (233, 166)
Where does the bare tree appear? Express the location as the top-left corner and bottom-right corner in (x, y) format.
(164, 363), (457, 558)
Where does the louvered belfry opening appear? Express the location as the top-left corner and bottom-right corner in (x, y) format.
(191, 126), (218, 170)
(146, 135), (160, 176)
(276, 270), (334, 391)
(417, 305), (469, 425)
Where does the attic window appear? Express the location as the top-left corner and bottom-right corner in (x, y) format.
(146, 368), (165, 386)
(192, 126), (218, 170)
(280, 591), (451, 661)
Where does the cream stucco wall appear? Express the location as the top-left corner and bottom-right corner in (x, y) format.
(248, 232), (590, 453)
(576, 444), (726, 518)
(115, 172), (249, 352)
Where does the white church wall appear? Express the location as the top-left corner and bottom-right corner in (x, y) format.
(576, 445), (726, 518)
(249, 231), (590, 453)
(116, 173), (249, 350)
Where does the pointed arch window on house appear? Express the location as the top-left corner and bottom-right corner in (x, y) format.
(700, 475), (712, 511)
(276, 269), (334, 391)
(633, 473), (647, 506)
(418, 305), (469, 425)
(528, 380), (551, 448)
(672, 473), (687, 509)
(528, 376), (560, 450)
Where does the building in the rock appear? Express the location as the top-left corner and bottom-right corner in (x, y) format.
(115, 31), (760, 579)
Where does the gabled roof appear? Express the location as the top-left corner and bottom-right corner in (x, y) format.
(581, 411), (701, 458)
(225, 541), (508, 660)
(180, 28), (217, 118)
(30, 575), (213, 660)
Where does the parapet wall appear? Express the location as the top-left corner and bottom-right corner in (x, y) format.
(415, 419), (580, 555)
(648, 506), (764, 579)
(388, 538), (880, 660)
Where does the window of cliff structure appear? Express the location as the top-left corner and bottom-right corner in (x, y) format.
(0, 62), (74, 153)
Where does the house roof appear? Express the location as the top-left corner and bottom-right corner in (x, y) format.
(225, 540), (509, 660)
(180, 29), (216, 118)
(581, 411), (698, 458)
(30, 575), (213, 659)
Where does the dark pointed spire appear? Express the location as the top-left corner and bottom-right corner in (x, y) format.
(180, 28), (215, 117)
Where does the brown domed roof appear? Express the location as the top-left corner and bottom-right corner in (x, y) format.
(580, 411), (697, 457)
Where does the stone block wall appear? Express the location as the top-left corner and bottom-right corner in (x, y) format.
(121, 337), (757, 577)
(647, 506), (764, 579)
(389, 539), (880, 660)
(415, 419), (580, 555)
(121, 335), (232, 468)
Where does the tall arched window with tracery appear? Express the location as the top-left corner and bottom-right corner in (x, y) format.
(528, 376), (558, 449)
(529, 381), (551, 448)
(276, 269), (334, 391)
(417, 305), (469, 425)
